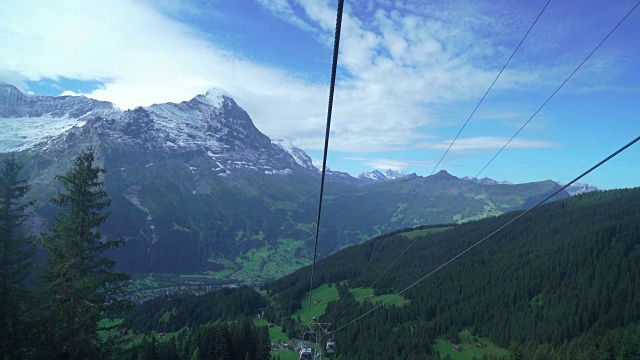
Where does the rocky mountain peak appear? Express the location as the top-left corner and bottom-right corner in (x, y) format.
(0, 86), (328, 179)
(0, 83), (27, 116)
(432, 169), (457, 179)
(199, 88), (230, 108)
(272, 140), (316, 171)
(0, 84), (115, 118)
(461, 176), (513, 185)
(555, 181), (599, 196)
(358, 168), (408, 184)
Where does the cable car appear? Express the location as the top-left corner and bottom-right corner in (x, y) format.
(326, 341), (336, 354)
(299, 347), (313, 360)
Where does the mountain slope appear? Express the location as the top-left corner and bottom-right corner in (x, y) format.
(1, 86), (570, 278)
(266, 188), (640, 358)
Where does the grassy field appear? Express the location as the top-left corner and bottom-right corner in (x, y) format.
(254, 318), (301, 360)
(400, 226), (453, 240)
(233, 239), (310, 280)
(272, 350), (300, 360)
(433, 329), (508, 359)
(97, 317), (184, 346)
(254, 318), (290, 343)
(97, 318), (124, 341)
(291, 283), (340, 323)
(349, 287), (409, 306)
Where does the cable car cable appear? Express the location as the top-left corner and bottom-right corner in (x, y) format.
(430, 0), (551, 176)
(473, 0), (640, 180)
(332, 134), (640, 333)
(306, 0), (345, 324)
(330, 0), (638, 326)
(325, 231), (394, 321)
(326, 0), (551, 325)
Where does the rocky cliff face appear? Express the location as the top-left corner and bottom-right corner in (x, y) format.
(0, 83), (115, 118)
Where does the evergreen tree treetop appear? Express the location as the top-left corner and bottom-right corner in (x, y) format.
(39, 148), (130, 359)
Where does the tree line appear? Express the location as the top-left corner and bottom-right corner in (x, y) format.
(124, 285), (266, 333)
(119, 319), (271, 360)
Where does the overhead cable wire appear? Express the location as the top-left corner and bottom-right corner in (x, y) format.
(328, 219), (446, 322)
(326, 233), (394, 321)
(328, 1), (551, 324)
(306, 0), (345, 324)
(330, 0), (639, 334)
(473, 0), (640, 180)
(430, 0), (552, 176)
(333, 134), (640, 333)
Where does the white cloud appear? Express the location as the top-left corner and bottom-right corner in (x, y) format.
(343, 156), (434, 171)
(0, 0), (332, 148)
(1, 0), (631, 159)
(417, 136), (559, 153)
(254, 0), (319, 34)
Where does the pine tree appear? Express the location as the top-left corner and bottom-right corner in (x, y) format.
(256, 326), (271, 360)
(0, 155), (35, 357)
(39, 149), (130, 359)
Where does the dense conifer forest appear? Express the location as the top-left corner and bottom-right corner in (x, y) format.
(120, 320), (271, 360)
(124, 286), (267, 333)
(266, 188), (640, 359)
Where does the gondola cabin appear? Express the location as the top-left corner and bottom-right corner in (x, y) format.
(326, 341), (336, 354)
(299, 347), (313, 360)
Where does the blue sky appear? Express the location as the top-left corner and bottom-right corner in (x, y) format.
(1, 0), (639, 189)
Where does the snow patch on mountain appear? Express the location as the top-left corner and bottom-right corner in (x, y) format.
(461, 176), (513, 185)
(0, 116), (87, 152)
(201, 88), (229, 108)
(556, 182), (598, 196)
(358, 169), (408, 183)
(272, 139), (316, 171)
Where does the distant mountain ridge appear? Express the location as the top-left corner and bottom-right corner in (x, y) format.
(0, 85), (571, 278)
(461, 176), (513, 185)
(462, 174), (598, 195)
(0, 83), (115, 118)
(557, 181), (599, 195)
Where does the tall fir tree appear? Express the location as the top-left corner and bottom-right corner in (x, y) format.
(0, 156), (35, 357)
(39, 148), (130, 359)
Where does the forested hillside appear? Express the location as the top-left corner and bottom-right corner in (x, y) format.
(124, 286), (266, 333)
(266, 188), (640, 359)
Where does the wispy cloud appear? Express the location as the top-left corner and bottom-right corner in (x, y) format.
(343, 156), (436, 171)
(417, 136), (559, 153)
(1, 0), (635, 159)
(254, 0), (319, 34)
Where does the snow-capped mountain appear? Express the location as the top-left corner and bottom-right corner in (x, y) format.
(461, 176), (513, 185)
(272, 139), (316, 172)
(460, 174), (597, 196)
(556, 182), (599, 196)
(0, 85), (320, 178)
(358, 169), (408, 184)
(0, 83), (117, 152)
(0, 85), (573, 277)
(0, 83), (115, 118)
